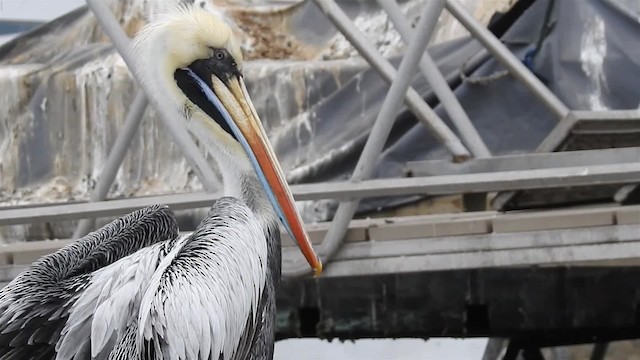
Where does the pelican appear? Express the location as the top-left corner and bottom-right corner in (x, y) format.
(0, 5), (321, 360)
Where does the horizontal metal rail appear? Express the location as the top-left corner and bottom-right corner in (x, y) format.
(0, 163), (638, 226)
(292, 163), (639, 200)
(494, 110), (640, 210)
(407, 147), (640, 176)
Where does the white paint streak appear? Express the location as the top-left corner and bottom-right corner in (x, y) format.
(580, 13), (609, 110)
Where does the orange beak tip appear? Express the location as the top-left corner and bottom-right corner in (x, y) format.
(313, 260), (323, 278)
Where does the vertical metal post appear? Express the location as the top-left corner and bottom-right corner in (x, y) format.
(85, 0), (219, 192)
(72, 91), (147, 238)
(482, 338), (506, 360)
(445, 0), (570, 119)
(311, 0), (470, 159)
(590, 343), (609, 360)
(502, 341), (521, 360)
(285, 0), (446, 277)
(377, 0), (491, 158)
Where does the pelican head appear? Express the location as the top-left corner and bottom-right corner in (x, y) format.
(133, 6), (322, 276)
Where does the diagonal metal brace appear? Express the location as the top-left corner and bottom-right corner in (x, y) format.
(445, 0), (569, 119)
(377, 0), (491, 158)
(73, 91), (149, 238)
(284, 0), (448, 277)
(311, 0), (471, 160)
(85, 0), (220, 194)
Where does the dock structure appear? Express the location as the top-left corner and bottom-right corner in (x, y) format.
(1, 1), (639, 359)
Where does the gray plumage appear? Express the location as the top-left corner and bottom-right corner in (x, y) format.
(0, 195), (282, 360)
(0, 204), (178, 360)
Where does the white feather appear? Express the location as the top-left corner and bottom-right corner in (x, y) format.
(137, 200), (268, 360)
(55, 243), (165, 360)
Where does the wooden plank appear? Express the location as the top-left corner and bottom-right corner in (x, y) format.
(617, 207), (640, 225)
(493, 207), (616, 233)
(368, 216), (492, 241)
(322, 237), (640, 278)
(283, 224), (640, 263)
(0, 265), (28, 283)
(0, 253), (8, 266)
(3, 240), (73, 265)
(281, 222), (367, 247)
(4, 224), (640, 280)
(2, 207), (634, 262)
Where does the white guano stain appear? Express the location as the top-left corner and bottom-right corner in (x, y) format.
(579, 13), (608, 110)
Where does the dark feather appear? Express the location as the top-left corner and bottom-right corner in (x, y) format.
(0, 205), (178, 360)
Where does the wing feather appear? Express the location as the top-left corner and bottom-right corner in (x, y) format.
(0, 205), (178, 360)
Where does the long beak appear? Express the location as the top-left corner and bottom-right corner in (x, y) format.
(185, 68), (322, 276)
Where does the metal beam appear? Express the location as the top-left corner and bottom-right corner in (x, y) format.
(445, 0), (570, 119)
(311, 0), (470, 159)
(0, 192), (220, 226)
(493, 110), (640, 210)
(73, 90), (148, 238)
(0, 163), (638, 226)
(407, 147), (640, 176)
(376, 0), (491, 158)
(290, 163), (640, 201)
(85, 0), (220, 191)
(571, 109), (640, 122)
(288, 0), (454, 277)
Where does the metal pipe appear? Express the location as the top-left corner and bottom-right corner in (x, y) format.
(72, 91), (148, 238)
(377, 0), (491, 158)
(0, 163), (637, 226)
(311, 0), (470, 159)
(285, 0), (447, 277)
(85, 0), (219, 192)
(445, 0), (570, 119)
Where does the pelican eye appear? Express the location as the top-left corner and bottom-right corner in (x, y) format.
(214, 49), (226, 61)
